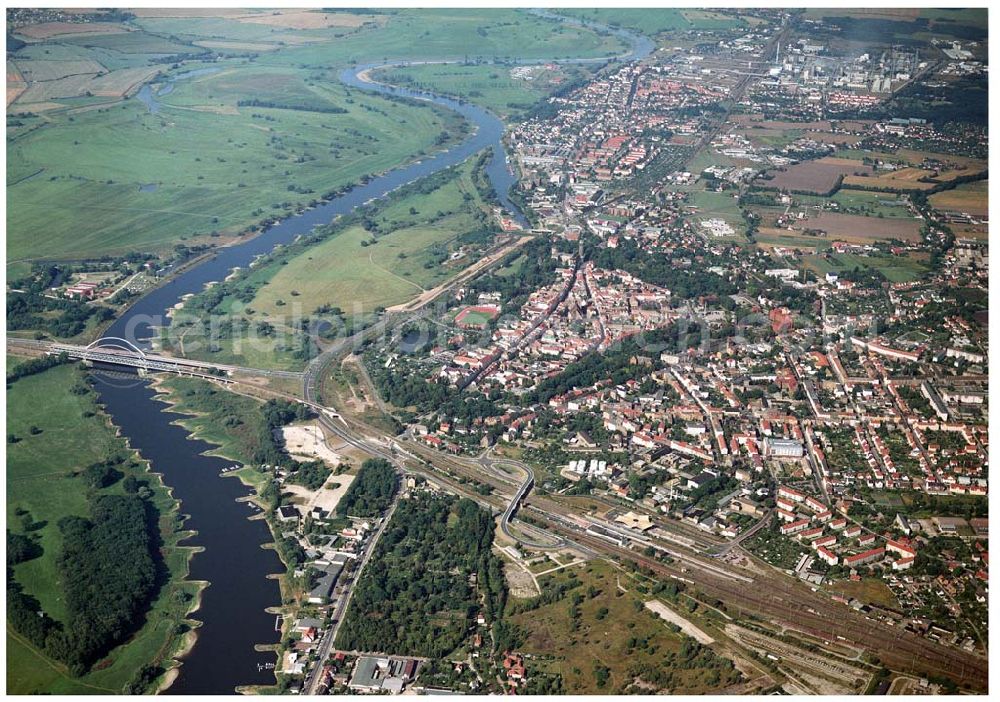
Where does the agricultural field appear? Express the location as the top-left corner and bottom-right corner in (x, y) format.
(843, 171), (939, 192)
(129, 11), (367, 50)
(15, 65), (163, 103)
(893, 148), (987, 171)
(948, 222), (989, 242)
(6, 361), (197, 694)
(835, 148), (987, 194)
(13, 57), (105, 82)
(56, 30), (195, 55)
(798, 251), (929, 284)
(778, 191), (914, 221)
(755, 229), (826, 253)
(929, 180), (988, 217)
(763, 210), (923, 245)
(7, 61), (27, 105)
(506, 561), (743, 694)
(731, 119), (871, 149)
(805, 211), (923, 242)
(373, 62), (592, 120)
(828, 191), (914, 218)
(756, 157), (874, 195)
(555, 8), (744, 34)
(12, 21), (132, 40)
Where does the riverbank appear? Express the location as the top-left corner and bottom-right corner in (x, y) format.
(5, 363), (201, 694)
(94, 374), (285, 693)
(72, 14), (649, 691)
(147, 375), (315, 691)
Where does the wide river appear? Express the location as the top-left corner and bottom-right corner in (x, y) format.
(94, 17), (651, 693)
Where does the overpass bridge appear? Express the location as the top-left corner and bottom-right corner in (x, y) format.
(493, 459), (566, 550)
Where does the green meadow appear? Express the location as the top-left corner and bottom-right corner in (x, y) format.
(251, 9), (628, 68)
(8, 64), (464, 263)
(799, 252), (929, 283)
(165, 152), (497, 371)
(555, 8), (744, 35)
(374, 62), (590, 120)
(6, 361), (199, 694)
(8, 9), (623, 267)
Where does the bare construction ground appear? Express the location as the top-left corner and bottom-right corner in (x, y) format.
(504, 559), (541, 599)
(284, 471), (356, 518)
(281, 423), (342, 465)
(645, 599), (715, 645)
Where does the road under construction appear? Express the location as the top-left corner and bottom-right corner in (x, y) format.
(302, 391), (987, 691)
(9, 265), (983, 692)
(9, 328), (983, 690)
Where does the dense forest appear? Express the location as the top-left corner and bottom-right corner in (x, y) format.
(335, 493), (505, 658)
(7, 495), (157, 675)
(286, 459), (331, 490)
(255, 398), (315, 466)
(336, 458), (397, 517)
(6, 530), (42, 565)
(591, 239), (736, 300)
(7, 292), (113, 338)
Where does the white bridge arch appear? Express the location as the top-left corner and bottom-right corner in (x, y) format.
(86, 336), (147, 358)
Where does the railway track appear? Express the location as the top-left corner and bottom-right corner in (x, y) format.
(294, 385), (989, 691)
(551, 526), (986, 689)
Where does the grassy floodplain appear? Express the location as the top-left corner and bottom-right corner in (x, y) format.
(251, 155), (494, 315)
(249, 9), (628, 67)
(373, 62), (595, 120)
(8, 8), (625, 268)
(6, 360), (199, 694)
(555, 8), (745, 35)
(8, 63), (465, 263)
(165, 151), (499, 371)
(152, 375), (289, 474)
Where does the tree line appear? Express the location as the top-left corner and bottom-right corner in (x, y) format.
(6, 352), (70, 384)
(237, 99), (348, 114)
(7, 494), (157, 676)
(335, 493), (507, 658)
(336, 458), (397, 517)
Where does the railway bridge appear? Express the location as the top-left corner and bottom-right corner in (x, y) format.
(22, 337), (305, 380)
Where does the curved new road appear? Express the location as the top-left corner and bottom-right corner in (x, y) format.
(490, 459), (566, 550)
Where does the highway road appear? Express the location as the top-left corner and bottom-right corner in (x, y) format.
(490, 457), (566, 550)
